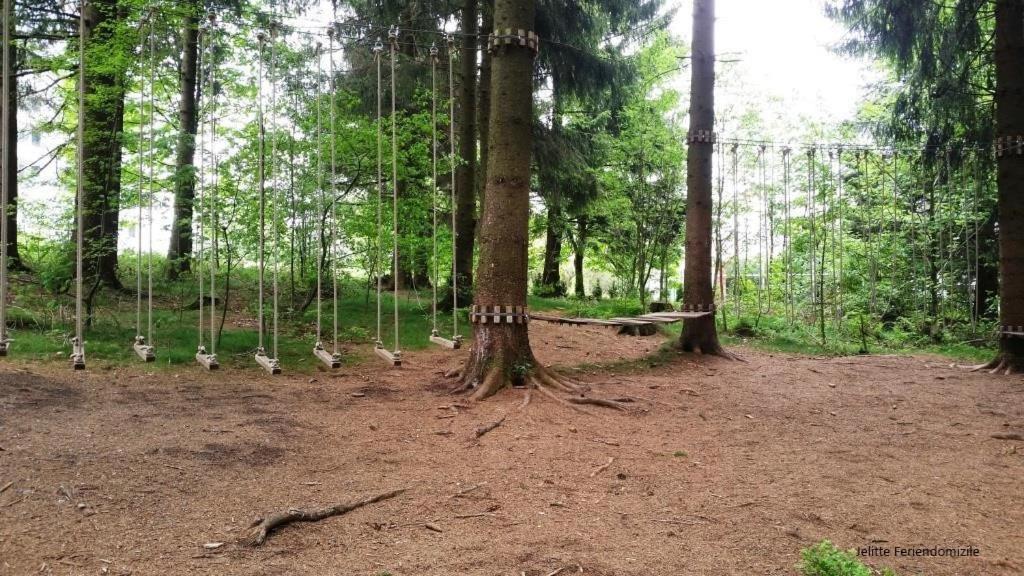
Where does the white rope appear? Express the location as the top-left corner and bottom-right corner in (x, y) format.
(197, 20), (207, 351)
(315, 40), (324, 347)
(389, 27), (399, 355)
(135, 13), (147, 345)
(373, 37), (383, 347)
(447, 35), (458, 339)
(0, 0), (10, 351)
(146, 11), (155, 348)
(208, 12), (219, 354)
(430, 42), (438, 335)
(256, 30), (266, 352)
(270, 24), (280, 360)
(329, 29), (339, 355)
(73, 0), (86, 364)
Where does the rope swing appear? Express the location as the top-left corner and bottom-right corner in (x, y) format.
(71, 0), (86, 370)
(428, 36), (461, 350)
(373, 27), (401, 366)
(0, 0), (11, 356)
(312, 36), (341, 369)
(133, 7), (156, 362)
(195, 11), (219, 370)
(254, 26), (281, 374)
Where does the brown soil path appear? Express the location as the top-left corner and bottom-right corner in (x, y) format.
(0, 323), (1021, 576)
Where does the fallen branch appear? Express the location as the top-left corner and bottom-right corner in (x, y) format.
(240, 488), (407, 546)
(454, 512), (497, 519)
(991, 433), (1024, 441)
(0, 481), (12, 495)
(568, 396), (627, 411)
(474, 415), (506, 438)
(451, 483), (485, 498)
(590, 457), (615, 478)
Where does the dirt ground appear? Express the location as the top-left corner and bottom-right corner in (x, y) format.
(1, 322), (1022, 576)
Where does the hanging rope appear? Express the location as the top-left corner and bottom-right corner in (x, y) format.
(430, 42), (438, 337)
(807, 147), (817, 310)
(197, 22), (206, 355)
(0, 0), (9, 355)
(135, 11), (149, 351)
(208, 11), (219, 357)
(270, 23), (280, 362)
(389, 26), (400, 356)
(782, 147), (792, 323)
(315, 40), (324, 348)
(730, 144), (739, 319)
(373, 37), (383, 348)
(72, 0), (86, 369)
(256, 30), (267, 355)
(328, 28), (340, 357)
(146, 12), (155, 352)
(448, 35), (459, 342)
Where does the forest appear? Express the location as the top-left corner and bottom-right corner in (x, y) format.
(0, 0), (1021, 575)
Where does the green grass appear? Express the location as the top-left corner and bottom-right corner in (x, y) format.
(798, 540), (896, 576)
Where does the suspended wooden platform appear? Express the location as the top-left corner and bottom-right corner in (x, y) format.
(0, 338), (9, 356)
(195, 349), (219, 370)
(133, 336), (155, 362)
(429, 331), (462, 350)
(70, 338), (85, 370)
(255, 350), (281, 375)
(375, 345), (402, 367)
(529, 310), (713, 336)
(313, 343), (342, 368)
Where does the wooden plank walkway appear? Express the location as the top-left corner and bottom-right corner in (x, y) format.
(530, 310), (713, 329)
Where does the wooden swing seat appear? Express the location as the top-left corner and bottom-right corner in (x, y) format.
(375, 345), (402, 367)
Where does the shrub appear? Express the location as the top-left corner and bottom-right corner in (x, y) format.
(798, 540), (896, 576)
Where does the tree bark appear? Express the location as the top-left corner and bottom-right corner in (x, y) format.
(454, 0), (478, 305)
(166, 0), (200, 279)
(475, 2), (493, 244)
(539, 201), (563, 295)
(989, 0), (1024, 372)
(460, 0), (539, 399)
(573, 215), (587, 298)
(3, 30), (22, 270)
(678, 0), (728, 356)
(80, 0), (127, 289)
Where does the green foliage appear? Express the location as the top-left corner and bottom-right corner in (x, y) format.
(798, 541), (897, 576)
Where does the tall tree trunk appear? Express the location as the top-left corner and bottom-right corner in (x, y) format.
(81, 0), (127, 289)
(166, 0), (200, 279)
(459, 0), (542, 400)
(475, 1), (493, 243)
(987, 0), (1024, 373)
(573, 215), (586, 298)
(679, 0), (728, 356)
(453, 0), (478, 305)
(539, 201), (563, 295)
(3, 31), (22, 270)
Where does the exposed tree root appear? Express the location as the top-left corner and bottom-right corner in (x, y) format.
(567, 396), (628, 411)
(474, 415), (506, 438)
(533, 381), (589, 413)
(969, 354), (1022, 375)
(240, 488), (407, 546)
